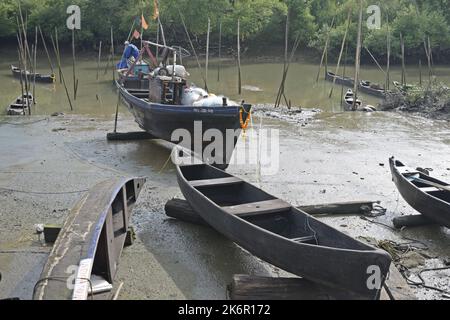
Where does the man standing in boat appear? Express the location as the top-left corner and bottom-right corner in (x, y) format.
(117, 41), (140, 70)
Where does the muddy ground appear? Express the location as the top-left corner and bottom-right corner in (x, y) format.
(0, 110), (449, 300)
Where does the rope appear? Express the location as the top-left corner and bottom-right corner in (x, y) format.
(403, 266), (450, 295)
(0, 187), (89, 195)
(33, 276), (94, 300)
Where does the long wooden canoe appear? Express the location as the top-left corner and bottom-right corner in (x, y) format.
(389, 157), (450, 228)
(175, 161), (392, 299)
(33, 177), (146, 300)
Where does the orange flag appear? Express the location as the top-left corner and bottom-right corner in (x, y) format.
(141, 14), (149, 30)
(153, 0), (159, 20)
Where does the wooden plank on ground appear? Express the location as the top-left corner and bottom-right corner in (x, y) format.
(228, 275), (366, 300)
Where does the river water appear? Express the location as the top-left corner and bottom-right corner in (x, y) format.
(2, 47), (450, 115)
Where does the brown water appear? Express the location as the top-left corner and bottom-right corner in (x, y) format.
(2, 48), (450, 116)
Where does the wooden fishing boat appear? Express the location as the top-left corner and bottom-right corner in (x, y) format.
(389, 157), (450, 228)
(326, 71), (388, 98)
(344, 89), (362, 110)
(11, 65), (55, 84)
(175, 160), (392, 299)
(33, 177), (146, 300)
(117, 41), (252, 170)
(6, 93), (34, 115)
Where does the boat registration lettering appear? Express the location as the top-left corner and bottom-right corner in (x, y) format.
(193, 108), (214, 114)
(72, 258), (93, 300)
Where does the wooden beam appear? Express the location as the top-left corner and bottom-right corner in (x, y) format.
(229, 275), (369, 300)
(392, 215), (435, 229)
(106, 131), (156, 141)
(165, 199), (381, 226)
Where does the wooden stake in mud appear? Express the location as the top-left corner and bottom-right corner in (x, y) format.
(329, 10), (351, 98)
(17, 46), (25, 113)
(400, 33), (406, 86)
(72, 29), (78, 100)
(316, 17), (335, 83)
(111, 27), (116, 82)
(428, 36), (434, 80)
(385, 15), (391, 91)
(352, 0), (363, 111)
(97, 41), (102, 81)
(38, 26), (55, 75)
(32, 26), (38, 106)
(419, 59), (422, 86)
(205, 17), (210, 88)
(51, 29), (73, 111)
(237, 19), (242, 95)
(217, 20), (222, 82)
(55, 28), (62, 83)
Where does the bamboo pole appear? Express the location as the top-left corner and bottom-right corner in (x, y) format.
(55, 28), (62, 83)
(97, 41), (102, 81)
(111, 27), (116, 82)
(17, 42), (25, 113)
(419, 59), (422, 86)
(400, 33), (406, 86)
(50, 30), (73, 111)
(275, 34), (301, 108)
(364, 47), (386, 76)
(32, 26), (37, 107)
(385, 15), (391, 91)
(217, 20), (222, 82)
(178, 9), (208, 91)
(352, 0), (363, 111)
(205, 17), (210, 89)
(329, 10), (351, 98)
(38, 26), (54, 75)
(17, 10), (30, 105)
(316, 17), (335, 83)
(237, 19), (242, 95)
(341, 41), (349, 109)
(72, 29), (78, 100)
(428, 36), (434, 79)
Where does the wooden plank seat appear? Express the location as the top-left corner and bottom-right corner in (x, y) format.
(420, 187), (440, 193)
(290, 235), (317, 245)
(189, 177), (243, 188)
(222, 199), (292, 217)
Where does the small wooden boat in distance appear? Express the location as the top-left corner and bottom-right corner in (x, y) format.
(11, 65), (55, 84)
(6, 93), (34, 115)
(33, 177), (146, 300)
(389, 157), (450, 228)
(175, 160), (392, 299)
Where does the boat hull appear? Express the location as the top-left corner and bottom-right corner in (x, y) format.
(176, 164), (391, 299)
(389, 157), (450, 228)
(326, 72), (386, 98)
(33, 177), (145, 300)
(11, 65), (55, 84)
(118, 82), (251, 169)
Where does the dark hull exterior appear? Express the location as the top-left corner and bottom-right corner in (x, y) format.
(11, 65), (55, 84)
(117, 81), (251, 169)
(176, 163), (391, 299)
(389, 157), (450, 228)
(326, 72), (386, 98)
(34, 177), (145, 300)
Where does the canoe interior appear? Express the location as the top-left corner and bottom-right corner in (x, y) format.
(180, 164), (372, 251)
(393, 160), (450, 203)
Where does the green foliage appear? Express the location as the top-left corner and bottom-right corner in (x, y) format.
(1, 0), (450, 61)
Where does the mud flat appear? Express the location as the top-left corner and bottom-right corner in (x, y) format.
(0, 111), (449, 300)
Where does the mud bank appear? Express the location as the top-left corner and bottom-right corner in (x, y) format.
(0, 111), (449, 300)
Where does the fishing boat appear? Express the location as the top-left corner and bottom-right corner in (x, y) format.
(117, 41), (252, 169)
(389, 157), (450, 228)
(11, 65), (55, 84)
(33, 177), (146, 300)
(344, 89), (362, 110)
(175, 159), (392, 299)
(326, 71), (388, 98)
(6, 93), (34, 115)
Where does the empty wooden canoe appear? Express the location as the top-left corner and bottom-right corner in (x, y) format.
(389, 157), (450, 228)
(175, 162), (392, 300)
(33, 177), (146, 300)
